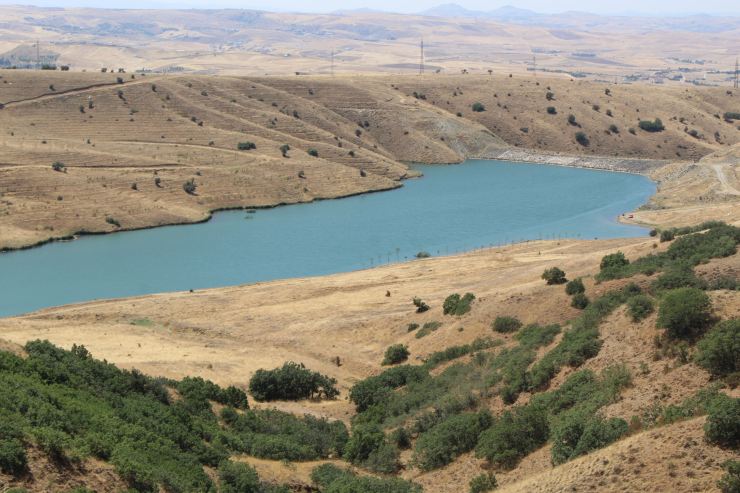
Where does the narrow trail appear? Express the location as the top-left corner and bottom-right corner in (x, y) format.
(711, 163), (740, 195)
(0, 76), (165, 107)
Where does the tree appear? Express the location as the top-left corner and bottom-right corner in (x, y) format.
(695, 319), (739, 378)
(472, 102), (486, 112)
(493, 316), (522, 333)
(600, 251), (629, 270)
(657, 288), (712, 340)
(248, 362), (339, 401)
(542, 267), (567, 285)
(382, 345), (410, 365)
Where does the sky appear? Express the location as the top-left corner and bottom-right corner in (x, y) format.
(1, 0), (738, 16)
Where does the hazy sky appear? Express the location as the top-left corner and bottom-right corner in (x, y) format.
(2, 0), (739, 16)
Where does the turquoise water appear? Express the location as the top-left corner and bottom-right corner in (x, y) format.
(0, 160), (654, 317)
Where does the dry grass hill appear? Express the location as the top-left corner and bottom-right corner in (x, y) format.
(1, 70), (739, 250)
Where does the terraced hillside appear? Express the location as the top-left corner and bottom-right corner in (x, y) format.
(1, 71), (739, 250)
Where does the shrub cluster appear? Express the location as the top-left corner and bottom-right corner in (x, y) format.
(542, 267), (567, 285)
(492, 315), (522, 333)
(443, 292), (476, 316)
(695, 319), (739, 378)
(382, 345), (410, 366)
(638, 118), (665, 132)
(311, 463), (421, 493)
(412, 411), (492, 470)
(656, 288), (712, 340)
(248, 362), (339, 401)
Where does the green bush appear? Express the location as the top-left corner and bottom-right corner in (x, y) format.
(704, 394), (740, 448)
(349, 365), (428, 412)
(718, 460), (740, 493)
(493, 316), (522, 333)
(472, 102), (486, 112)
(424, 338), (499, 369)
(178, 376), (248, 409)
(469, 472), (497, 493)
(652, 263), (707, 291)
(627, 295), (654, 322)
(279, 144), (290, 157)
(51, 161), (66, 172)
(550, 413), (627, 465)
(542, 267), (567, 285)
(600, 251), (629, 271)
(571, 293), (589, 309)
(382, 345), (410, 366)
(575, 131), (589, 146)
(565, 278), (585, 295)
(183, 179), (197, 195)
(343, 424), (385, 464)
(696, 319), (740, 378)
(237, 141), (256, 151)
(660, 229), (675, 242)
(249, 362), (338, 401)
(415, 320), (441, 339)
(546, 106), (557, 114)
(0, 438), (27, 475)
(413, 411), (492, 471)
(638, 118), (665, 132)
(443, 293), (476, 316)
(475, 405), (549, 468)
(310, 463), (421, 493)
(219, 460), (260, 493)
(413, 297), (430, 313)
(389, 427), (411, 449)
(307, 148), (319, 157)
(657, 288), (712, 340)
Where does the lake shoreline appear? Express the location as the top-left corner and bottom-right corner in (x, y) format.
(0, 151), (663, 255)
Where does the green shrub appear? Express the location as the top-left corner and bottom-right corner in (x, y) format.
(571, 293), (589, 309)
(310, 464), (421, 493)
(600, 251), (629, 271)
(382, 345), (410, 366)
(0, 438), (27, 475)
(718, 460), (740, 493)
(696, 319), (740, 378)
(627, 295), (654, 322)
(348, 365), (428, 412)
(237, 141), (256, 151)
(546, 106), (557, 114)
(413, 297), (430, 313)
(248, 362), (338, 401)
(415, 321), (441, 339)
(575, 132), (589, 146)
(475, 404), (549, 468)
(660, 229), (675, 242)
(493, 316), (522, 333)
(389, 427), (411, 449)
(550, 413), (627, 465)
(565, 278), (585, 295)
(307, 148), (319, 157)
(423, 338), (499, 369)
(567, 114), (577, 125)
(472, 102), (486, 112)
(657, 288), (712, 340)
(652, 263), (707, 291)
(638, 118), (665, 132)
(443, 293), (475, 316)
(219, 460), (260, 493)
(413, 411), (492, 471)
(363, 441), (400, 474)
(542, 267), (567, 285)
(469, 472), (497, 493)
(178, 376), (248, 409)
(51, 161), (66, 172)
(704, 394), (740, 448)
(279, 144), (290, 157)
(343, 424), (385, 464)
(183, 179), (197, 194)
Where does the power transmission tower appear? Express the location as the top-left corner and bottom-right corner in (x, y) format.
(419, 38), (424, 76)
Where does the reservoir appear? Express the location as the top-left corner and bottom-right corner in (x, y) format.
(0, 159), (655, 317)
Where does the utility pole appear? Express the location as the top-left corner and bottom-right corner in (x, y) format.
(735, 57), (739, 89)
(36, 39), (40, 70)
(532, 54), (536, 77)
(330, 49), (334, 77)
(419, 38), (424, 76)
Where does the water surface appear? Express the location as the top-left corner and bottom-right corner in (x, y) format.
(0, 159), (654, 317)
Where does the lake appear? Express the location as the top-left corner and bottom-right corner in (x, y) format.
(0, 159), (655, 317)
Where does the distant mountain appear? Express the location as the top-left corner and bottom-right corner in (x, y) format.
(420, 3), (540, 21)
